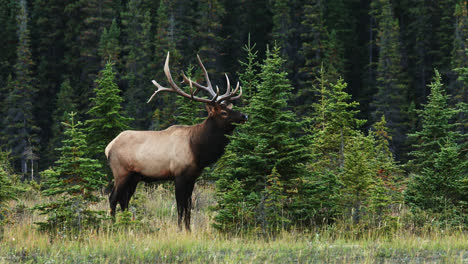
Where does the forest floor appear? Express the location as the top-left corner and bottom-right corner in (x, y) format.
(0, 183), (467, 263)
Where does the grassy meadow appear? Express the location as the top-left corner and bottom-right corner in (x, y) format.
(1, 183), (467, 263)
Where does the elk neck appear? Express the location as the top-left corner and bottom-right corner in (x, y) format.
(189, 116), (233, 169)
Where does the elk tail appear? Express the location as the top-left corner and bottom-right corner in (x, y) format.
(105, 140), (115, 160)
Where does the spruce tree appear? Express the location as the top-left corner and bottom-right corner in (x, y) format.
(407, 70), (461, 172)
(30, 0), (68, 153)
(45, 79), (78, 165)
(98, 19), (121, 66)
(0, 0), (17, 88)
(77, 0), (116, 109)
(339, 118), (402, 225)
(340, 133), (375, 224)
(405, 70), (466, 221)
(237, 36), (260, 103)
(298, 1), (345, 115)
(85, 62), (132, 181)
(1, 0), (40, 176)
(213, 45), (309, 232)
(35, 112), (106, 233)
(121, 0), (154, 129)
(451, 2), (468, 134)
(152, 0), (181, 130)
(174, 65), (204, 125)
(196, 0), (225, 70)
(302, 66), (366, 225)
(0, 149), (22, 230)
(370, 0), (409, 159)
(308, 67), (364, 171)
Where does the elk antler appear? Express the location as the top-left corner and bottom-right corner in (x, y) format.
(147, 52), (242, 104)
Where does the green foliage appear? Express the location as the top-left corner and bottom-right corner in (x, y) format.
(174, 65), (204, 125)
(46, 79), (78, 165)
(0, 0), (17, 88)
(339, 133), (376, 224)
(308, 67), (364, 171)
(85, 62), (132, 180)
(1, 0), (40, 175)
(121, 0), (154, 129)
(237, 36), (260, 103)
(34, 112), (106, 233)
(99, 19), (121, 65)
(405, 70), (467, 226)
(405, 139), (467, 226)
(407, 70), (461, 172)
(339, 123), (403, 226)
(114, 211), (142, 229)
(196, 0), (225, 65)
(262, 167), (289, 232)
(370, 0), (409, 158)
(0, 149), (23, 229)
(213, 45), (309, 233)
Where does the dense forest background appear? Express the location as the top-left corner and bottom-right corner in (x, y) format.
(0, 0), (467, 232)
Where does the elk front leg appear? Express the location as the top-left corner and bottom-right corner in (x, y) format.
(175, 176), (195, 231)
(184, 181), (195, 231)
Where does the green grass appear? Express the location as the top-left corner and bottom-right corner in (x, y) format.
(1, 183), (467, 263)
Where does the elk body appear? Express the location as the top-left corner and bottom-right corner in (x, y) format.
(105, 53), (247, 231)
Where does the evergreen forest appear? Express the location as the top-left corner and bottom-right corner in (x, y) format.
(0, 0), (467, 255)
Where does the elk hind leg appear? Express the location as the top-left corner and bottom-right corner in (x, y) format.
(109, 187), (118, 218)
(109, 172), (131, 217)
(118, 173), (140, 212)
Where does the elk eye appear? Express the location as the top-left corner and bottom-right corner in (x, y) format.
(221, 111), (228, 117)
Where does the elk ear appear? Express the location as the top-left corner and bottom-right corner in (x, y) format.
(226, 103), (233, 110)
(205, 103), (216, 114)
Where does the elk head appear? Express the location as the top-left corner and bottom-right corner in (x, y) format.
(147, 52), (247, 130)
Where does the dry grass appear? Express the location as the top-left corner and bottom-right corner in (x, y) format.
(1, 183), (467, 263)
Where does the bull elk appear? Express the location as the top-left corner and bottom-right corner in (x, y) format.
(105, 52), (247, 231)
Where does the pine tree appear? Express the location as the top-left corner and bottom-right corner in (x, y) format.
(451, 2), (468, 134)
(213, 45), (309, 232)
(45, 79), (78, 165)
(77, 0), (116, 110)
(30, 0), (68, 156)
(405, 70), (466, 221)
(99, 19), (121, 65)
(1, 0), (40, 177)
(0, 0), (17, 90)
(368, 115), (403, 224)
(298, 1), (345, 115)
(407, 70), (461, 172)
(237, 36), (260, 103)
(405, 138), (467, 224)
(174, 65), (204, 125)
(85, 62), (132, 180)
(308, 67), (364, 171)
(121, 0), (154, 129)
(0, 149), (22, 229)
(340, 133), (376, 224)
(370, 0), (409, 159)
(34, 112), (106, 233)
(221, 0), (272, 75)
(271, 0), (305, 89)
(196, 0), (225, 70)
(301, 66), (365, 225)
(433, 0), (457, 74)
(299, 0), (329, 82)
(151, 0), (182, 130)
(403, 0), (433, 103)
